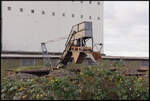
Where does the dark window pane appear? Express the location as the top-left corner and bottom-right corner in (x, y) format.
(81, 15), (83, 18)
(72, 14), (75, 17)
(42, 11), (45, 15)
(31, 9), (34, 13)
(89, 16), (92, 19)
(97, 17), (100, 20)
(52, 12), (55, 16)
(20, 8), (23, 12)
(8, 6), (11, 11)
(62, 13), (65, 17)
(97, 2), (100, 5)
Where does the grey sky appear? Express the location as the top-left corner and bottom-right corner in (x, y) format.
(104, 1), (149, 57)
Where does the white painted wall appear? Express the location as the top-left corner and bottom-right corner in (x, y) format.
(2, 1), (103, 53)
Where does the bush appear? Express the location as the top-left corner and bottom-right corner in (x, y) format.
(1, 66), (149, 100)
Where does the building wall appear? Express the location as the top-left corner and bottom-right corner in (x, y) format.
(1, 58), (41, 78)
(1, 57), (149, 78)
(2, 1), (104, 53)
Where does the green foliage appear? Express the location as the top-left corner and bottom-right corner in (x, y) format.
(1, 66), (149, 100)
(14, 65), (49, 72)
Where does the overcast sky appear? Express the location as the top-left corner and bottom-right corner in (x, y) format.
(104, 1), (149, 57)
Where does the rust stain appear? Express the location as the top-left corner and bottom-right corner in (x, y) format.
(92, 51), (102, 61)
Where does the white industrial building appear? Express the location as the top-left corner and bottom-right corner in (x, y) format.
(2, 1), (104, 54)
(1, 1), (149, 69)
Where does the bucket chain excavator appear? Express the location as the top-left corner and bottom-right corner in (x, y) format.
(56, 21), (102, 68)
(41, 21), (102, 70)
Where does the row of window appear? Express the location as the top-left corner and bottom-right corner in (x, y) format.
(73, 1), (101, 5)
(7, 7), (101, 20)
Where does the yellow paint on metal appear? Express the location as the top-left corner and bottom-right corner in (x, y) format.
(72, 51), (80, 63)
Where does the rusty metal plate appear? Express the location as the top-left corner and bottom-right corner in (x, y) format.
(92, 51), (102, 61)
(137, 66), (149, 72)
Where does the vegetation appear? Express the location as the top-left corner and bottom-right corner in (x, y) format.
(1, 65), (149, 100)
(1, 65), (48, 78)
(14, 65), (50, 72)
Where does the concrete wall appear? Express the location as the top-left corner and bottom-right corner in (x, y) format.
(1, 55), (148, 79)
(2, 1), (104, 53)
(1, 56), (149, 72)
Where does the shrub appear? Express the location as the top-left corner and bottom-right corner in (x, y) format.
(1, 66), (149, 100)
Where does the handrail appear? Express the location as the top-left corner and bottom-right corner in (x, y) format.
(60, 26), (74, 59)
(62, 32), (74, 57)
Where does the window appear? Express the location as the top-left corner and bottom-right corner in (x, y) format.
(89, 16), (92, 20)
(97, 2), (100, 5)
(8, 6), (11, 11)
(52, 12), (55, 16)
(80, 15), (83, 18)
(80, 1), (83, 3)
(20, 8), (23, 12)
(89, 1), (92, 4)
(21, 59), (35, 66)
(42, 11), (45, 15)
(72, 14), (75, 17)
(141, 61), (149, 66)
(62, 13), (65, 17)
(31, 9), (34, 13)
(97, 17), (100, 20)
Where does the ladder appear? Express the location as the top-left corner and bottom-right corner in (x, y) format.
(56, 27), (76, 68)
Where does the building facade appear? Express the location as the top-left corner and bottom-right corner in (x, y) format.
(2, 1), (149, 78)
(2, 1), (104, 53)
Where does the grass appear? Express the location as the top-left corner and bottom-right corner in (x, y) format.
(14, 65), (50, 72)
(1, 64), (49, 78)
